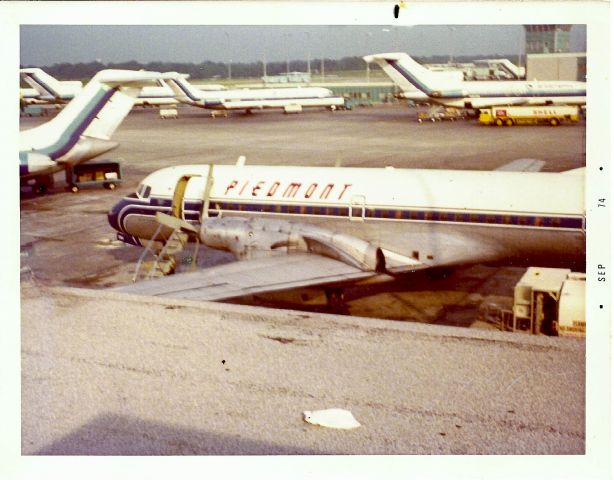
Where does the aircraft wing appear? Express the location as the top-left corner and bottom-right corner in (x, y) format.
(112, 253), (396, 302)
(496, 159), (546, 172)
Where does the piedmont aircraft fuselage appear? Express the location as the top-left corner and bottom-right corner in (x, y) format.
(108, 164), (585, 274)
(365, 53), (586, 109)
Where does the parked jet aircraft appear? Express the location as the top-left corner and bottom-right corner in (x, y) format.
(165, 76), (346, 113)
(20, 86), (49, 106)
(20, 68), (83, 104)
(364, 53), (586, 109)
(394, 70), (463, 104)
(109, 160), (584, 304)
(20, 69), (176, 192)
(19, 68), (192, 107)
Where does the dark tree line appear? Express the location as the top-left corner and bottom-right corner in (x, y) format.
(21, 54), (521, 81)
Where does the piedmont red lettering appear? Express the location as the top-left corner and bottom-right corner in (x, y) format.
(338, 184), (352, 200)
(283, 183), (302, 198)
(225, 180), (238, 195)
(252, 181), (265, 196)
(267, 181), (280, 197)
(304, 183), (318, 199)
(320, 184), (334, 200)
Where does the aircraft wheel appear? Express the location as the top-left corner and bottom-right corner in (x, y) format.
(325, 288), (347, 313)
(495, 118), (504, 127)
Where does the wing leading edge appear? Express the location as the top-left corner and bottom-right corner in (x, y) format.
(112, 253), (396, 302)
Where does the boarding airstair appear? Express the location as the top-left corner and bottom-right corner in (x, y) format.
(132, 165), (214, 282)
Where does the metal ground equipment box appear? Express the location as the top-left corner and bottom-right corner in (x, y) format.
(67, 160), (123, 192)
(504, 267), (585, 336)
(159, 107), (178, 119)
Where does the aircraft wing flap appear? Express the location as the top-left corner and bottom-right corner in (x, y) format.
(112, 253), (380, 302)
(381, 249), (430, 274)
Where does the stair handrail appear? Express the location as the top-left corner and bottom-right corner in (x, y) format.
(132, 222), (164, 283)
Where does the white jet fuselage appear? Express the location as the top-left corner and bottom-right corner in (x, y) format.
(365, 53), (586, 109)
(167, 77), (345, 111)
(108, 165), (585, 270)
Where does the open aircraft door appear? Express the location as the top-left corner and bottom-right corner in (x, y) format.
(349, 195), (366, 222)
(170, 175), (201, 221)
(171, 165), (214, 222)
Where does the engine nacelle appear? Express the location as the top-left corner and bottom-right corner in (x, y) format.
(200, 217), (385, 272)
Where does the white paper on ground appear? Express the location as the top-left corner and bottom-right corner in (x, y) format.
(303, 408), (361, 429)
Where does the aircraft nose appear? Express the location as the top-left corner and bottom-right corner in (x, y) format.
(107, 199), (125, 232)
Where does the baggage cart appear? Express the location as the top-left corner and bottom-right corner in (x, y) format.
(67, 159), (123, 193)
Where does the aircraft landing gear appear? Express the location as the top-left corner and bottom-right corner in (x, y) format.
(325, 288), (348, 314)
(23, 174), (54, 194)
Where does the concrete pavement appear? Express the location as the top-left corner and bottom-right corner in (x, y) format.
(22, 282), (585, 455)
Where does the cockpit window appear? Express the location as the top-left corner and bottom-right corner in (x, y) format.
(136, 184), (152, 199)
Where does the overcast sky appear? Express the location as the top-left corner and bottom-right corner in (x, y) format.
(20, 25), (586, 66)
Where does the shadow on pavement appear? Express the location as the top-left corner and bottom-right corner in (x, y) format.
(32, 413), (322, 455)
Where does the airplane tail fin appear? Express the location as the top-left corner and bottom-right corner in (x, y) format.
(20, 68), (72, 101)
(164, 75), (202, 104)
(364, 53), (459, 96)
(21, 70), (179, 154)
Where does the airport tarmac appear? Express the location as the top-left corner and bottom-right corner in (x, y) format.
(19, 104), (586, 456)
(19, 104), (586, 324)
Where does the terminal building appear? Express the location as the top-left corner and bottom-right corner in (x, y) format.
(526, 52), (586, 81)
(524, 25), (572, 54)
(262, 72), (312, 84)
(523, 25), (586, 81)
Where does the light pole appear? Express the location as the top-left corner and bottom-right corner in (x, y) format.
(448, 27), (455, 64)
(224, 32), (232, 80)
(365, 31), (372, 82)
(518, 25), (523, 74)
(285, 33), (291, 75)
(263, 52), (267, 79)
(305, 31), (311, 78)
(321, 56), (324, 82)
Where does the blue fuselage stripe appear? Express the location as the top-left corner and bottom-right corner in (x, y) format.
(203, 96), (334, 108)
(108, 196), (584, 236)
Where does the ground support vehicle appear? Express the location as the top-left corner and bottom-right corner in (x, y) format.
(158, 107), (178, 119)
(417, 108), (465, 123)
(66, 159), (123, 193)
(478, 106), (580, 126)
(500, 267), (585, 336)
